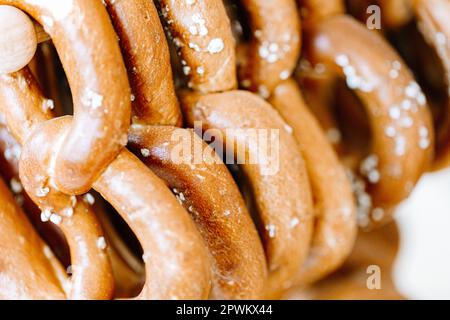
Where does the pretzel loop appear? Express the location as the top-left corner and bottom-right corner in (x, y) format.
(304, 15), (434, 226)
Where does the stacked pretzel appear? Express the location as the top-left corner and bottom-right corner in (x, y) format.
(0, 0), (448, 300)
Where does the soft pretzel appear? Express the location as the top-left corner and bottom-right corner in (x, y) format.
(0, 67), (211, 299)
(236, 0), (301, 95)
(412, 0), (450, 169)
(303, 15), (434, 226)
(0, 0), (131, 195)
(180, 90), (314, 296)
(158, 0), (237, 93)
(104, 0), (182, 126)
(269, 79), (357, 286)
(128, 125), (267, 299)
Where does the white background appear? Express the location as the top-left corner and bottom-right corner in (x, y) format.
(393, 168), (450, 299)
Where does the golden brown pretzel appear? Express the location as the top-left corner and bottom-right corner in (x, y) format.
(237, 0), (301, 95)
(412, 0), (450, 169)
(158, 0), (237, 93)
(303, 15), (434, 226)
(104, 0), (182, 126)
(0, 68), (211, 300)
(0, 0), (131, 195)
(128, 125), (267, 299)
(180, 90), (314, 297)
(269, 79), (357, 286)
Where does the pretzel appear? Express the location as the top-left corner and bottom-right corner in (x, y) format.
(160, 1), (315, 296)
(0, 67), (212, 299)
(0, 0), (131, 195)
(345, 0), (413, 30)
(302, 15), (434, 227)
(412, 0), (450, 169)
(236, 0), (301, 96)
(269, 79), (357, 286)
(157, 0), (237, 93)
(104, 0), (182, 126)
(180, 90), (314, 297)
(128, 125), (267, 299)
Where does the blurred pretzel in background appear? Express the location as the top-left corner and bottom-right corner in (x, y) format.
(0, 0), (448, 300)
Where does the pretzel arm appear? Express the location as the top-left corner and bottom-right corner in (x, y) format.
(269, 79), (357, 285)
(0, 0), (131, 195)
(237, 0), (301, 95)
(158, 0), (237, 93)
(104, 0), (182, 126)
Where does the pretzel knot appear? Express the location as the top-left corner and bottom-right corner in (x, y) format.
(0, 0), (131, 195)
